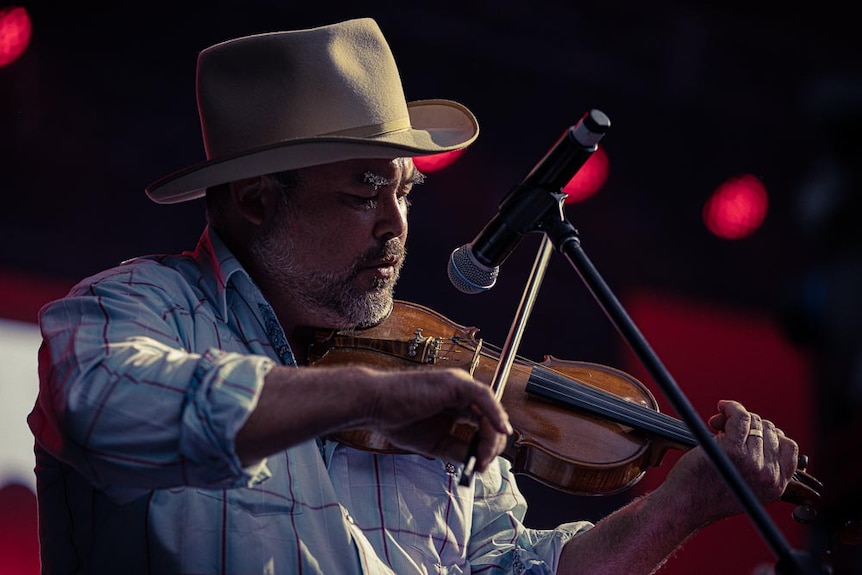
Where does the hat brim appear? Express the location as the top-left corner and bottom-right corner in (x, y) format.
(145, 99), (479, 204)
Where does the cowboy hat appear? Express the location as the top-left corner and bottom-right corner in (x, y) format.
(145, 18), (479, 204)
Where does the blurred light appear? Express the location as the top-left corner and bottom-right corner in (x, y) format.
(0, 6), (32, 68)
(0, 483), (39, 575)
(703, 174), (768, 239)
(563, 145), (609, 204)
(412, 149), (466, 172)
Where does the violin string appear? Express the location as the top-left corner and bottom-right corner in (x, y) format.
(529, 367), (697, 447)
(448, 337), (697, 446)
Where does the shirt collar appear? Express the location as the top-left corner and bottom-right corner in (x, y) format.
(193, 225), (261, 320)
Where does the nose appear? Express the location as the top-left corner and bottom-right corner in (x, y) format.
(374, 193), (408, 240)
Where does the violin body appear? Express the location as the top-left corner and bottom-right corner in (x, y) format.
(309, 300), (694, 495)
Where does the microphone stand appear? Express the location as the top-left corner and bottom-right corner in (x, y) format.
(491, 185), (821, 573)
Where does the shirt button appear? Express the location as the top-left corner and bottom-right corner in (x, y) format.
(346, 513), (355, 525)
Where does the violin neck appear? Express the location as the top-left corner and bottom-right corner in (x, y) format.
(526, 366), (697, 449)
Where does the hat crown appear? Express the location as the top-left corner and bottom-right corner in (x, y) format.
(197, 18), (410, 159)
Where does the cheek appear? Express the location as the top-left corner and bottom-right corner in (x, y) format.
(293, 216), (369, 263)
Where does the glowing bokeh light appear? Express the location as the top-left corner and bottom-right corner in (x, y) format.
(703, 174), (768, 239)
(412, 148), (466, 172)
(563, 145), (609, 204)
(0, 6), (32, 68)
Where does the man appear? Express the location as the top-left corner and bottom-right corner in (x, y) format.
(29, 17), (800, 574)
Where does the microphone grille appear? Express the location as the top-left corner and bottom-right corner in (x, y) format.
(448, 246), (499, 294)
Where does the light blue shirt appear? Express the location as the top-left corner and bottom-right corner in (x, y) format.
(28, 227), (590, 574)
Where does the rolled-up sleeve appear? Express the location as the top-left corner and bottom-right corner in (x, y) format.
(28, 263), (275, 491)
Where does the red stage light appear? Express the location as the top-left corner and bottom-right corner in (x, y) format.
(0, 6), (32, 68)
(0, 483), (39, 575)
(703, 174), (768, 239)
(563, 145), (609, 204)
(412, 149), (466, 172)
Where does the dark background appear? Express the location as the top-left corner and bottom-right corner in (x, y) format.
(3, 1), (859, 309)
(3, 2), (862, 573)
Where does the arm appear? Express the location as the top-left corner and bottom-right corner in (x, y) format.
(557, 400), (799, 574)
(555, 483), (701, 574)
(236, 362), (512, 472)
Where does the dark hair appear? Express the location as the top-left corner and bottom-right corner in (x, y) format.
(204, 169), (301, 229)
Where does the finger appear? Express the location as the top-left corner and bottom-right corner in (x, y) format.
(760, 419), (779, 452)
(709, 399), (746, 431)
(745, 414), (764, 447)
(466, 381), (512, 436)
(717, 400), (754, 445)
(708, 412), (728, 432)
(778, 434), (800, 482)
(473, 415), (508, 472)
(772, 426), (800, 463)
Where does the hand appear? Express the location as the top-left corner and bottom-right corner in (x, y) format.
(662, 400), (799, 525)
(365, 367), (512, 472)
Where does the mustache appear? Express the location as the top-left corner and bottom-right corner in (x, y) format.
(356, 239), (406, 268)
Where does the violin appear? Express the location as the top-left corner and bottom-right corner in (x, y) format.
(308, 300), (826, 520)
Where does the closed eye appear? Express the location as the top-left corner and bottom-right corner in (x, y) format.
(356, 196), (378, 209)
(343, 191), (412, 210)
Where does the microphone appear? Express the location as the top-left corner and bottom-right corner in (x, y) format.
(447, 109), (610, 294)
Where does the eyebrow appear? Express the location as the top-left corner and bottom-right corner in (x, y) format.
(360, 168), (426, 190)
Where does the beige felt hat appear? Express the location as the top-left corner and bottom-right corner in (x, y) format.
(145, 17), (479, 204)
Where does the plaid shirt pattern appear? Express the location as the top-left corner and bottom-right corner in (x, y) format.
(28, 227), (589, 574)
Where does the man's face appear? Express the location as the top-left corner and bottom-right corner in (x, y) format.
(250, 157), (422, 329)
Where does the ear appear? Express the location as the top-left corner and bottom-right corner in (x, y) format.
(230, 176), (278, 226)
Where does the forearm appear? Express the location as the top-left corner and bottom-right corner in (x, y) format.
(557, 483), (705, 575)
(236, 364), (378, 465)
(236, 363), (512, 472)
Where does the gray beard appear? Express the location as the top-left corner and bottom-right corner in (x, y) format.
(249, 215), (405, 329)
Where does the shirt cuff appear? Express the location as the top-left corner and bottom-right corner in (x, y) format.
(180, 348), (276, 487)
